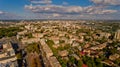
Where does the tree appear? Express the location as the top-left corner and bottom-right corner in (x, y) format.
(69, 56), (75, 64)
(77, 60), (83, 67)
(16, 53), (22, 60)
(0, 27), (22, 38)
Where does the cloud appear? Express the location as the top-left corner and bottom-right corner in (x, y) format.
(0, 11), (4, 14)
(84, 6), (117, 14)
(91, 0), (120, 5)
(88, 9), (117, 14)
(25, 4), (117, 15)
(30, 0), (52, 4)
(62, 2), (68, 5)
(25, 5), (83, 14)
(0, 11), (23, 20)
(52, 13), (61, 17)
(24, 0), (119, 20)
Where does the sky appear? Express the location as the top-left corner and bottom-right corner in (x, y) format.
(0, 0), (120, 20)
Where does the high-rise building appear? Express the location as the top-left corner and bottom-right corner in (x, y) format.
(114, 30), (120, 41)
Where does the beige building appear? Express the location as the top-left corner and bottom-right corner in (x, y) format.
(114, 30), (120, 41)
(0, 42), (18, 67)
(58, 50), (68, 57)
(49, 57), (61, 67)
(109, 54), (120, 61)
(40, 39), (61, 67)
(40, 39), (53, 58)
(90, 43), (107, 50)
(32, 33), (43, 38)
(21, 38), (40, 44)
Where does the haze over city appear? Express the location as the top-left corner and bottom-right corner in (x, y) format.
(0, 0), (120, 20)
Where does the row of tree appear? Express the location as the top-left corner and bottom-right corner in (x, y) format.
(0, 27), (22, 38)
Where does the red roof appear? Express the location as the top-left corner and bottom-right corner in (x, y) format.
(80, 51), (85, 55)
(82, 64), (88, 67)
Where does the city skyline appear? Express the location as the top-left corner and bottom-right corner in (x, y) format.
(0, 0), (120, 20)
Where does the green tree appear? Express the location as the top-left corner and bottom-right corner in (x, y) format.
(77, 60), (83, 67)
(16, 53), (22, 60)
